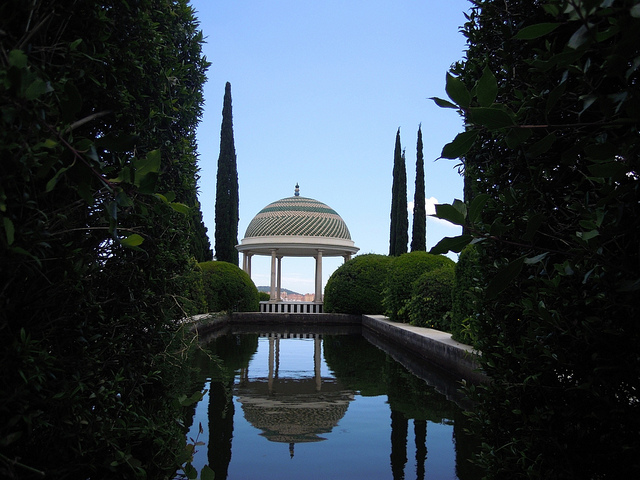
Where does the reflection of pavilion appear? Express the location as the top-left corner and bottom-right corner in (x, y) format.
(237, 334), (354, 457)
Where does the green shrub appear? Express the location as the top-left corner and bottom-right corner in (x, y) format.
(324, 254), (393, 314)
(407, 266), (455, 330)
(450, 244), (481, 345)
(199, 261), (259, 312)
(258, 291), (270, 302)
(383, 251), (454, 323)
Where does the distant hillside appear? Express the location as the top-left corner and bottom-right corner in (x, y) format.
(257, 286), (301, 296)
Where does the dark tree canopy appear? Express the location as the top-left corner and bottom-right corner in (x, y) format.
(411, 125), (426, 251)
(214, 81), (239, 265)
(0, 0), (209, 477)
(389, 129), (408, 256)
(432, 0), (640, 477)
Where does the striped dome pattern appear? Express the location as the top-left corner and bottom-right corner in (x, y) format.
(244, 196), (352, 240)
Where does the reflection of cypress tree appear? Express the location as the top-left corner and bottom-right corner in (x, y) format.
(208, 379), (235, 480)
(453, 408), (483, 480)
(390, 410), (408, 480)
(414, 420), (427, 480)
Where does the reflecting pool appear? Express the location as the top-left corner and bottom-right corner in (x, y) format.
(179, 327), (481, 480)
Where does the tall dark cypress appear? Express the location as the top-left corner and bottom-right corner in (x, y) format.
(395, 149), (409, 256)
(214, 82), (239, 265)
(411, 125), (426, 251)
(390, 128), (408, 256)
(389, 129), (401, 255)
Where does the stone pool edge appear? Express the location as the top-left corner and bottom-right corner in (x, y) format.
(185, 312), (488, 385)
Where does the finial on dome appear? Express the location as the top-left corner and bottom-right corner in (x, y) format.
(294, 183), (300, 196)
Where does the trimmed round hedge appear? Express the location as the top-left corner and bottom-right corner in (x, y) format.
(383, 251), (455, 323)
(199, 261), (259, 312)
(323, 254), (393, 314)
(407, 265), (455, 330)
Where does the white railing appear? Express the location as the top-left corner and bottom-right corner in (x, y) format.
(259, 301), (323, 314)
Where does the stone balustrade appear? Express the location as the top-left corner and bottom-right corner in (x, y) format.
(259, 301), (323, 314)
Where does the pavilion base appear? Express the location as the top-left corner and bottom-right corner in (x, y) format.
(259, 301), (323, 314)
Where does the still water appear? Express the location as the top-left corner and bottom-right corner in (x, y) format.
(180, 328), (480, 480)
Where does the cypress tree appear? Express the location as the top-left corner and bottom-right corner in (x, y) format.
(389, 128), (408, 256)
(214, 82), (239, 265)
(395, 149), (409, 256)
(411, 125), (426, 251)
(389, 129), (400, 255)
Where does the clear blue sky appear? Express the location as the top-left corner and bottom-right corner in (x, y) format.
(190, 0), (470, 293)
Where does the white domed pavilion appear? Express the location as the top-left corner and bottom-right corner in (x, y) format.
(236, 184), (359, 312)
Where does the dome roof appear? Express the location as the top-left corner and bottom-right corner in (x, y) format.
(244, 196), (352, 240)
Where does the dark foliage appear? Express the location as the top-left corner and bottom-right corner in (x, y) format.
(432, 0), (640, 477)
(450, 244), (480, 345)
(411, 125), (426, 251)
(389, 129), (408, 256)
(214, 82), (239, 265)
(0, 0), (209, 477)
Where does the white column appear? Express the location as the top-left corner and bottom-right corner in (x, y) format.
(315, 250), (323, 302)
(247, 253), (252, 277)
(276, 255), (282, 301)
(270, 249), (277, 301)
(268, 335), (275, 394)
(343, 254), (351, 263)
(314, 335), (321, 392)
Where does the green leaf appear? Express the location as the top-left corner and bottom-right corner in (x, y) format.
(8, 50), (27, 68)
(169, 202), (190, 215)
(632, 4), (640, 18)
(134, 149), (161, 191)
(506, 127), (532, 149)
(46, 164), (73, 192)
(515, 23), (560, 40)
(584, 143), (615, 161)
(3, 217), (15, 245)
(429, 235), (473, 255)
(468, 107), (516, 129)
(526, 134), (556, 158)
(433, 202), (466, 226)
(445, 73), (471, 108)
(486, 257), (525, 299)
(568, 24), (590, 49)
(577, 229), (599, 241)
(115, 190), (134, 207)
(429, 96), (458, 109)
(25, 78), (52, 100)
(524, 252), (548, 264)
(120, 234), (144, 247)
(441, 130), (478, 159)
(476, 67), (498, 107)
(184, 463), (197, 479)
(135, 149), (161, 178)
(468, 194), (490, 224)
(587, 161), (627, 178)
(200, 465), (215, 480)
